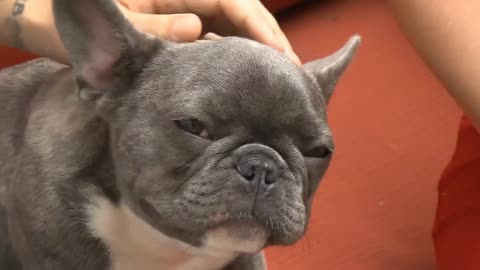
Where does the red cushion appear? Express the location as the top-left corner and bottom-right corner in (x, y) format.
(262, 0), (303, 13)
(0, 46), (37, 69)
(434, 115), (480, 270)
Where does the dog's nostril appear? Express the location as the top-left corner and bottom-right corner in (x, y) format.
(245, 172), (255, 181)
(236, 160), (259, 179)
(236, 157), (278, 185)
(236, 164), (255, 181)
(264, 175), (276, 185)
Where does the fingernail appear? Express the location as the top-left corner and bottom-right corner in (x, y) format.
(203, 32), (223, 40)
(286, 47), (302, 65)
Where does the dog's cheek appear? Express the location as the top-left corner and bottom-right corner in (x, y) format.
(145, 158), (239, 230)
(182, 169), (237, 213)
(262, 177), (306, 245)
(304, 157), (331, 199)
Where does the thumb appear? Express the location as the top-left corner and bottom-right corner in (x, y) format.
(125, 11), (202, 42)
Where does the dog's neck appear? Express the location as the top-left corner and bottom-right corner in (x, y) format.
(20, 67), (119, 203)
(87, 195), (239, 270)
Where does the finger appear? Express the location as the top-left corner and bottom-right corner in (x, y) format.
(275, 33), (302, 65)
(123, 0), (301, 64)
(219, 0), (302, 65)
(203, 32), (223, 40)
(151, 0), (280, 47)
(257, 5), (302, 65)
(245, 16), (302, 65)
(116, 0), (155, 13)
(243, 14), (284, 51)
(218, 0), (283, 49)
(134, 13), (202, 42)
(119, 5), (202, 42)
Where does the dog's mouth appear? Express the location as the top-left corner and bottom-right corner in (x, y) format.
(202, 217), (271, 253)
(138, 198), (272, 252)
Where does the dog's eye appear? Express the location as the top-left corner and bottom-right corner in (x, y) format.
(305, 146), (332, 158)
(175, 118), (209, 139)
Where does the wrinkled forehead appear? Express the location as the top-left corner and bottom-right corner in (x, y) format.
(170, 38), (324, 111)
(139, 37), (328, 134)
(181, 66), (319, 122)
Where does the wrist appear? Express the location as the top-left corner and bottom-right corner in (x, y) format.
(22, 0), (68, 63)
(0, 0), (18, 48)
(1, 0), (68, 64)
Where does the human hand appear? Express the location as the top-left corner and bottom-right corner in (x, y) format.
(116, 0), (301, 65)
(0, 0), (300, 65)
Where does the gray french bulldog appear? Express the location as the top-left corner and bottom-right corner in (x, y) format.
(0, 0), (360, 269)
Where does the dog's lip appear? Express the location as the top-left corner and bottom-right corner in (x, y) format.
(203, 218), (271, 253)
(139, 198), (273, 232)
(219, 213), (274, 238)
(139, 198), (284, 248)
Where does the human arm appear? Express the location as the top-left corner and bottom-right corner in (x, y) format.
(0, 0), (300, 65)
(0, 0), (68, 63)
(388, 0), (480, 131)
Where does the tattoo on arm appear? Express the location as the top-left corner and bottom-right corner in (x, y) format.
(4, 0), (27, 49)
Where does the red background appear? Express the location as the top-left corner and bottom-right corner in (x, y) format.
(1, 1), (466, 270)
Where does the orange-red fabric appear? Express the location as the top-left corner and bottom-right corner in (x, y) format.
(262, 0), (303, 13)
(434, 115), (480, 270)
(0, 46), (37, 68)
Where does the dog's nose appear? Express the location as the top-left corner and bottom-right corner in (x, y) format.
(233, 143), (286, 191)
(236, 155), (278, 186)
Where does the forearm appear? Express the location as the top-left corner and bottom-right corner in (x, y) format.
(388, 0), (480, 130)
(0, 0), (68, 64)
(0, 0), (22, 49)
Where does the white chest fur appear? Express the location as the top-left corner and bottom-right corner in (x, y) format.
(86, 197), (239, 270)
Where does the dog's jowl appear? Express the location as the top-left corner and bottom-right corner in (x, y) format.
(0, 0), (361, 269)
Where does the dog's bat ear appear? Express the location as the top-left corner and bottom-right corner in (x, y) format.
(53, 0), (167, 101)
(303, 35), (361, 104)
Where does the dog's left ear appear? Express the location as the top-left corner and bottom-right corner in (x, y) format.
(53, 0), (167, 101)
(303, 35), (361, 104)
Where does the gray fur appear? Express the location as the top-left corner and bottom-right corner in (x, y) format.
(0, 0), (361, 269)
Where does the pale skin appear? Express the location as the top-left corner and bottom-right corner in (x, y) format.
(388, 0), (480, 132)
(0, 0), (479, 131)
(0, 0), (301, 65)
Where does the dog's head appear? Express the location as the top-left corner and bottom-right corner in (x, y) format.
(53, 0), (360, 253)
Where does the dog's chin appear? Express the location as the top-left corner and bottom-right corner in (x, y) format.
(202, 219), (271, 254)
(137, 198), (271, 253)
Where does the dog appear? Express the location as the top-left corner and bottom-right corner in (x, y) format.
(0, 0), (360, 269)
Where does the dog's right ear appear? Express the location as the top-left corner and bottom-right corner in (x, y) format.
(303, 35), (361, 104)
(53, 0), (166, 101)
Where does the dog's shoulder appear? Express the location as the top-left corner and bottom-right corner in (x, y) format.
(0, 58), (68, 160)
(0, 58), (66, 87)
(0, 58), (67, 110)
(0, 175), (22, 270)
